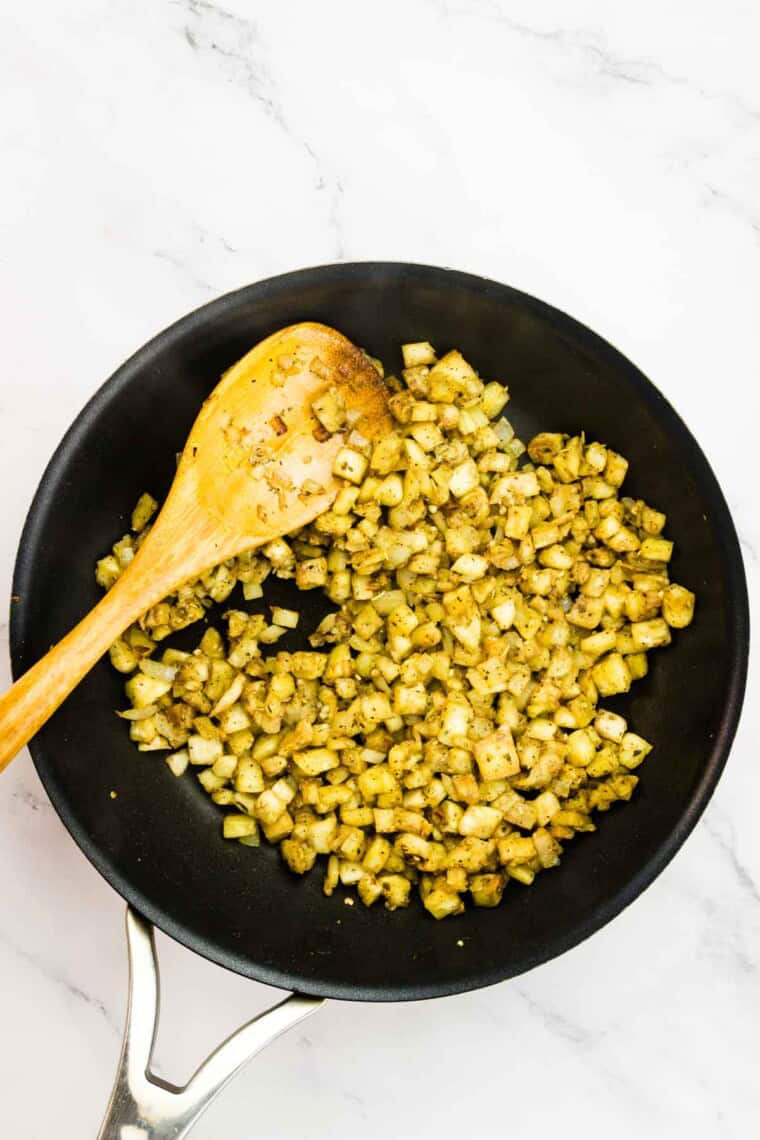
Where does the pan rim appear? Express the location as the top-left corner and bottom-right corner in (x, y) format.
(9, 261), (750, 1001)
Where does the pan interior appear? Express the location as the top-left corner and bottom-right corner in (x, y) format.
(10, 263), (748, 1000)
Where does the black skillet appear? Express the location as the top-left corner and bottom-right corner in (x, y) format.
(9, 265), (748, 1122)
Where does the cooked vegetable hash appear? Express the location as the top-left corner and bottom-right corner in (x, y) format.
(98, 342), (695, 919)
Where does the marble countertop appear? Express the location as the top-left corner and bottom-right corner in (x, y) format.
(1, 2), (758, 1136)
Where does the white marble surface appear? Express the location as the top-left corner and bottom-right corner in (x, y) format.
(1, 1), (758, 1136)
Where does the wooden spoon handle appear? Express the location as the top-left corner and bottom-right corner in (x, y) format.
(0, 513), (212, 774)
(0, 568), (155, 772)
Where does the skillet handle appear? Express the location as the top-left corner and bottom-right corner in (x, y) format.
(97, 907), (323, 1140)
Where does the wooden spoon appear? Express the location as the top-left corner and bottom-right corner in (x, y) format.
(0, 322), (390, 772)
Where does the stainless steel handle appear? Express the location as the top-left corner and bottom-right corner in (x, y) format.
(97, 907), (323, 1140)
